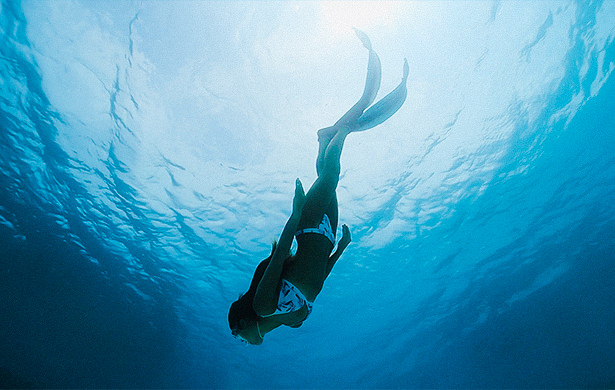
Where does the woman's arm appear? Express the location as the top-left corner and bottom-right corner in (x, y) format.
(325, 224), (351, 278)
(253, 179), (306, 316)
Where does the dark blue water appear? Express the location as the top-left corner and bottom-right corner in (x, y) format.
(1, 0), (614, 388)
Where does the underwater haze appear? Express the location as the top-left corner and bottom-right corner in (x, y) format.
(1, 0), (615, 388)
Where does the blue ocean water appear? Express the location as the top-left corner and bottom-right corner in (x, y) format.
(1, 0), (614, 388)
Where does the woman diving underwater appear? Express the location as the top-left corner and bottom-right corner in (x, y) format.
(228, 29), (409, 345)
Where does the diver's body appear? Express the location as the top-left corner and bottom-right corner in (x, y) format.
(238, 126), (352, 344)
(228, 29), (408, 345)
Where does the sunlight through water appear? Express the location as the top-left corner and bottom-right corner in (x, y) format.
(1, 0), (615, 388)
(319, 1), (402, 38)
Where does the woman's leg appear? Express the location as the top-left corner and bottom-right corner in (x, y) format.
(316, 126), (336, 176)
(300, 127), (350, 228)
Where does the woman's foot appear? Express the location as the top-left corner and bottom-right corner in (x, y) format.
(318, 125), (352, 142)
(317, 126), (337, 142)
(323, 30), (407, 134)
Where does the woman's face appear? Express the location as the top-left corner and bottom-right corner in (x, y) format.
(233, 320), (263, 345)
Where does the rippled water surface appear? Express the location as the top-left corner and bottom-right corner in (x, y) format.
(1, 1), (614, 388)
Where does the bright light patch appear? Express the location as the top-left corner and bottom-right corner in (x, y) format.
(320, 1), (400, 38)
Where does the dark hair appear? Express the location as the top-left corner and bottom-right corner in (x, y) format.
(228, 243), (276, 334)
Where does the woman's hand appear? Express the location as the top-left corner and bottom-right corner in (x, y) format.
(339, 224), (352, 249)
(293, 178), (306, 216)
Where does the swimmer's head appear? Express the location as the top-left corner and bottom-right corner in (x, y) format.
(228, 243), (277, 344)
(228, 294), (260, 344)
(229, 314), (263, 345)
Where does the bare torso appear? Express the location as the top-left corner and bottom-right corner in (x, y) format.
(283, 234), (334, 302)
